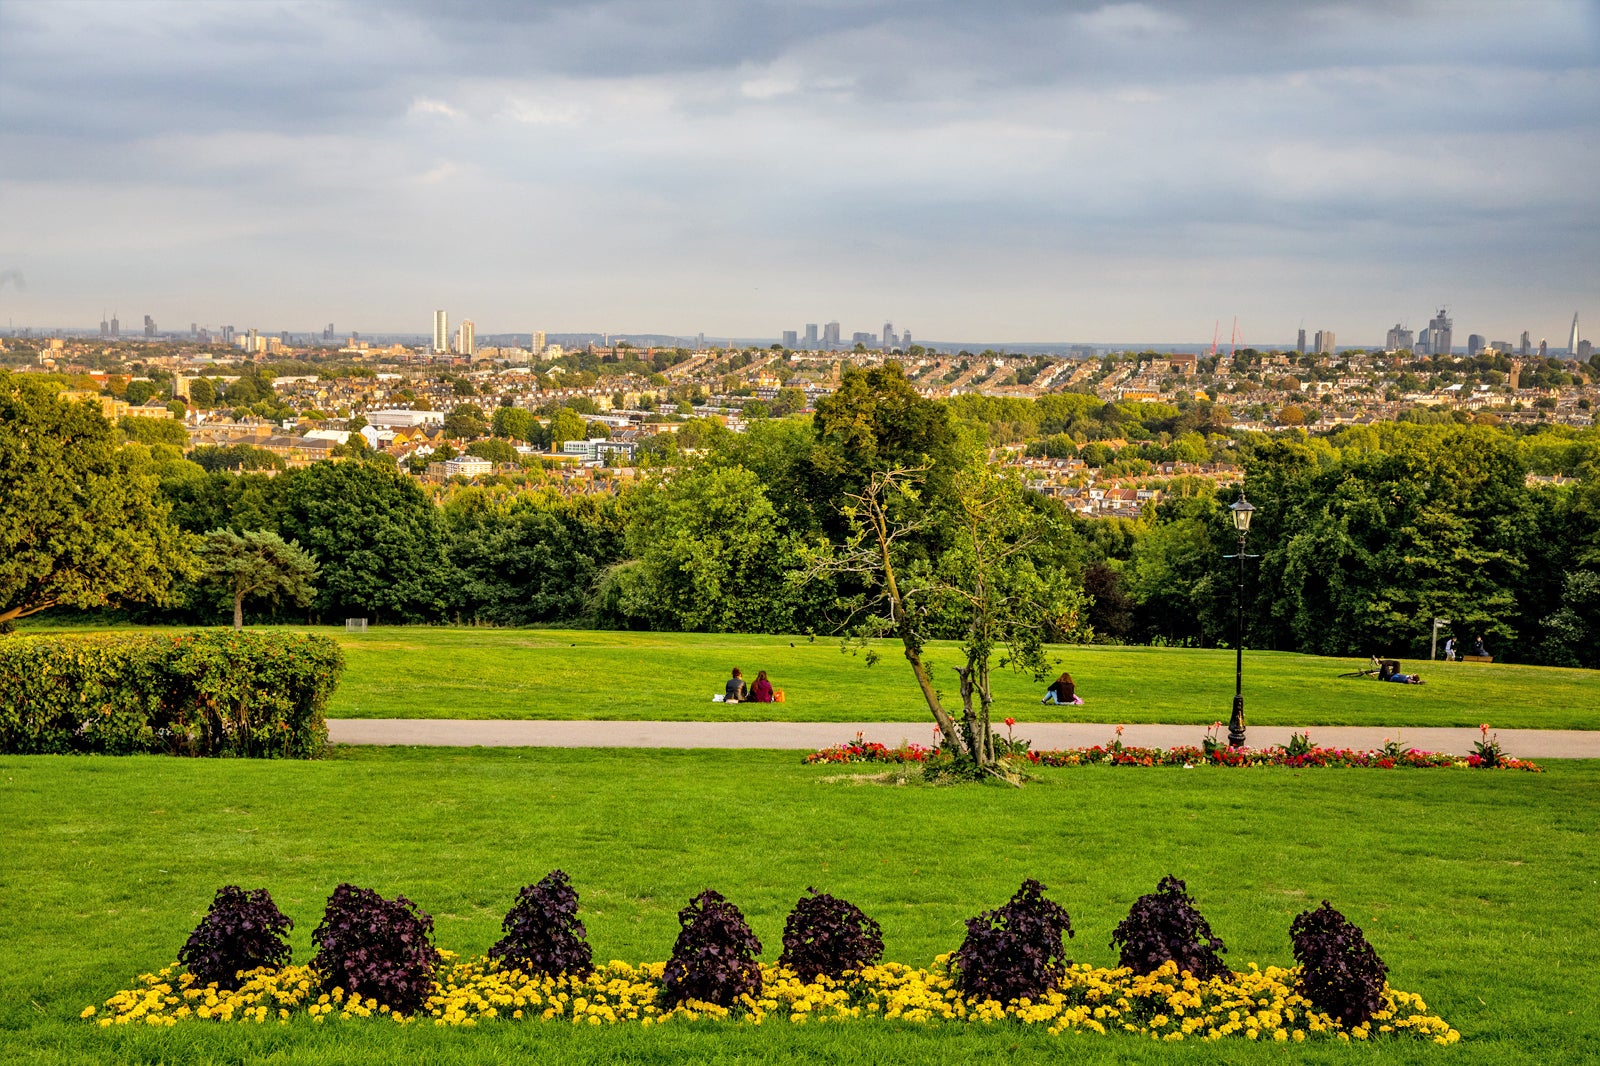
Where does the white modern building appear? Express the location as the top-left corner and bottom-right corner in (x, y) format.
(364, 409), (444, 429)
(433, 310), (448, 354)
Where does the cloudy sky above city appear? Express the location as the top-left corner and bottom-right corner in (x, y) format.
(1, 0), (1596, 345)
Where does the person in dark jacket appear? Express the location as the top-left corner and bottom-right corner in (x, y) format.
(1041, 672), (1077, 705)
(724, 668), (747, 702)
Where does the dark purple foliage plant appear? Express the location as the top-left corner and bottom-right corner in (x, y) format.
(659, 889), (763, 1008)
(178, 885), (293, 990)
(1290, 901), (1389, 1027)
(1109, 875), (1229, 979)
(779, 888), (885, 980)
(310, 883), (440, 1014)
(951, 879), (1074, 1003)
(488, 869), (594, 978)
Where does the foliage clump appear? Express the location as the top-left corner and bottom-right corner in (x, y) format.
(178, 886), (293, 990)
(488, 870), (593, 978)
(951, 879), (1074, 1002)
(310, 883), (439, 1014)
(1109, 875), (1228, 979)
(779, 888), (884, 980)
(660, 889), (763, 1008)
(1290, 901), (1389, 1027)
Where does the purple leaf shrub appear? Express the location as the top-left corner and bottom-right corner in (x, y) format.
(488, 870), (594, 978)
(1109, 875), (1229, 979)
(779, 888), (884, 980)
(310, 883), (439, 1014)
(1291, 901), (1389, 1027)
(178, 885), (293, 990)
(951, 879), (1074, 1003)
(659, 889), (763, 1008)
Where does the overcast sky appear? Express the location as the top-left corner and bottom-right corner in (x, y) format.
(1, 0), (1596, 345)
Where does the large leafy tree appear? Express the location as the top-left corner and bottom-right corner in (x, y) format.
(272, 461), (452, 623)
(0, 372), (197, 625)
(197, 528), (318, 629)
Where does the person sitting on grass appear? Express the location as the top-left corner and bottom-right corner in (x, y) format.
(724, 668), (748, 703)
(1041, 672), (1081, 705)
(749, 670), (775, 703)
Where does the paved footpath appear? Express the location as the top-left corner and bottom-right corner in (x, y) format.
(327, 720), (1600, 758)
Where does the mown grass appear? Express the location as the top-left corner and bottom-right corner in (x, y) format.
(21, 623), (1600, 729)
(1, 748), (1596, 1064)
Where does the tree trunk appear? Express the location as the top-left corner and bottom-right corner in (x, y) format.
(233, 592), (245, 630)
(875, 509), (961, 744)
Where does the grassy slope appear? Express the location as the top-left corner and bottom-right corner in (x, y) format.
(24, 624), (1600, 728)
(2, 748), (1597, 1064)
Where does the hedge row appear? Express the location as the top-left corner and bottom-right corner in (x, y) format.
(0, 630), (342, 757)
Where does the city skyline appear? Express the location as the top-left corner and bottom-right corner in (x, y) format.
(1, 1), (1597, 342)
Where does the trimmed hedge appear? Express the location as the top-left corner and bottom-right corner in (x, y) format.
(0, 630), (341, 757)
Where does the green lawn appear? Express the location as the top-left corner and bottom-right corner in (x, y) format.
(2, 748), (1597, 1064)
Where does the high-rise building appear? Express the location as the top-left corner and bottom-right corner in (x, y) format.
(143, 315), (156, 338)
(531, 330), (546, 356)
(110, 313), (120, 338)
(1467, 334), (1485, 358)
(190, 322), (198, 337)
(781, 330), (798, 348)
(1538, 338), (1547, 358)
(902, 329), (912, 349)
(804, 323), (819, 348)
(221, 325), (234, 344)
(280, 330), (290, 345)
(1569, 313), (1581, 358)
(823, 321), (841, 348)
(455, 319), (475, 356)
(1313, 329), (1335, 354)
(882, 322), (896, 349)
(1385, 324), (1414, 350)
(1424, 308), (1452, 357)
(99, 312), (109, 337)
(323, 323), (335, 341)
(1296, 328), (1306, 355)
(433, 310), (448, 354)
(1519, 331), (1531, 356)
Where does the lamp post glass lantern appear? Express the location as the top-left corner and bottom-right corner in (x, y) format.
(1226, 494), (1257, 747)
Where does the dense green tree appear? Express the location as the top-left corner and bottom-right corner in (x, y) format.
(189, 443), (285, 473)
(549, 408), (587, 450)
(491, 406), (535, 442)
(443, 403), (488, 440)
(0, 372), (197, 625)
(465, 439), (519, 465)
(119, 415), (189, 447)
(196, 528), (318, 629)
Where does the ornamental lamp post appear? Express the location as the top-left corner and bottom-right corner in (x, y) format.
(1226, 494), (1257, 748)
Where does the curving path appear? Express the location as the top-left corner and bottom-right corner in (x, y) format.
(326, 720), (1600, 758)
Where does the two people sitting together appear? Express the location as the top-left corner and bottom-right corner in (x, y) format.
(1041, 672), (1083, 705)
(723, 667), (780, 704)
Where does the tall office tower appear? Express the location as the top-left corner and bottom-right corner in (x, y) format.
(190, 322), (198, 337)
(823, 321), (841, 348)
(222, 325), (234, 344)
(1386, 324), (1415, 350)
(143, 315), (156, 338)
(1569, 313), (1581, 357)
(902, 329), (912, 349)
(531, 330), (546, 356)
(433, 310), (448, 354)
(1519, 331), (1531, 356)
(280, 330), (290, 345)
(99, 312), (109, 337)
(804, 323), (819, 348)
(323, 323), (334, 341)
(110, 313), (120, 337)
(1468, 334), (1485, 358)
(882, 322), (895, 349)
(456, 319), (475, 356)
(1296, 328), (1306, 355)
(1538, 338), (1547, 358)
(781, 329), (798, 348)
(1313, 329), (1335, 355)
(1424, 308), (1452, 357)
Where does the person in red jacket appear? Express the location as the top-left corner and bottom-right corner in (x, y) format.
(749, 670), (775, 703)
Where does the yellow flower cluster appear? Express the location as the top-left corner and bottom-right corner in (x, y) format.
(85, 956), (1460, 1045)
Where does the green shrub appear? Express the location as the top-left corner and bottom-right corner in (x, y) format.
(0, 630), (341, 757)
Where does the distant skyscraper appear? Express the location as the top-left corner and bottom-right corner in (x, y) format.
(1313, 329), (1335, 355)
(882, 322), (895, 349)
(823, 321), (841, 348)
(1385, 324), (1414, 350)
(1569, 313), (1581, 357)
(1538, 338), (1548, 358)
(323, 323), (335, 341)
(433, 310), (448, 354)
(99, 311), (109, 337)
(143, 315), (156, 338)
(456, 319), (475, 356)
(222, 325), (234, 344)
(1424, 308), (1452, 357)
(781, 329), (798, 348)
(1467, 334), (1485, 358)
(190, 322), (198, 337)
(110, 312), (120, 338)
(902, 329), (912, 349)
(804, 323), (819, 348)
(1296, 328), (1306, 355)
(531, 330), (546, 356)
(1519, 331), (1531, 356)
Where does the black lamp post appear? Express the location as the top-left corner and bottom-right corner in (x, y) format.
(1226, 494), (1256, 748)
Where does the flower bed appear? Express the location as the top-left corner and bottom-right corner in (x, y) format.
(86, 956), (1458, 1044)
(805, 730), (1541, 772)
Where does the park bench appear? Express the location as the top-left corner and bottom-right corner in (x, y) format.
(1461, 654), (1493, 663)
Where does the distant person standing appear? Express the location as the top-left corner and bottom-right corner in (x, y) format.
(1444, 637), (1456, 662)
